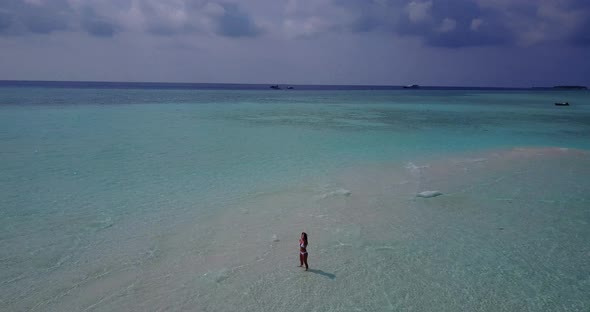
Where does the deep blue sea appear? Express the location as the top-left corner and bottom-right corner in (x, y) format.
(1, 81), (589, 311)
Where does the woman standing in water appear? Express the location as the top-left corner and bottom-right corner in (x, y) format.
(299, 232), (309, 270)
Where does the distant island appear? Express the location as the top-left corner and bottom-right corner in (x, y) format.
(553, 85), (588, 90)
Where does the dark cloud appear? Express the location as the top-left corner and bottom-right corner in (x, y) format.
(138, 1), (196, 36)
(146, 23), (191, 36)
(22, 13), (69, 34)
(395, 0), (511, 47)
(350, 16), (381, 33)
(81, 8), (119, 38)
(0, 1), (258, 39)
(424, 27), (509, 48)
(332, 0), (512, 47)
(333, 0), (590, 48)
(569, 0), (590, 10)
(570, 19), (590, 46)
(567, 0), (590, 46)
(0, 0), (72, 35)
(83, 20), (117, 37)
(0, 0), (588, 87)
(0, 0), (588, 48)
(82, 19), (118, 37)
(215, 3), (262, 38)
(0, 11), (13, 33)
(0, 0), (121, 37)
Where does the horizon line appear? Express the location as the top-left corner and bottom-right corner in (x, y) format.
(0, 79), (586, 90)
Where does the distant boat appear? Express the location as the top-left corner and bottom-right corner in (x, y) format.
(403, 84), (420, 89)
(554, 102), (570, 106)
(269, 85), (281, 90)
(287, 86), (294, 90)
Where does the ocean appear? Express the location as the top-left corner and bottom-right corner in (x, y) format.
(1, 82), (589, 311)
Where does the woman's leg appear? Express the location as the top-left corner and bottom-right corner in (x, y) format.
(299, 253), (303, 266)
(303, 253), (308, 270)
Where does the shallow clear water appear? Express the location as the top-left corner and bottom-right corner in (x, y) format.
(1, 87), (589, 311)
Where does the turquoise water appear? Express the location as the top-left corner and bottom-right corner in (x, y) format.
(1, 87), (589, 311)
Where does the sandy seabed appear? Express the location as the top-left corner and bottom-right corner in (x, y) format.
(6, 147), (590, 312)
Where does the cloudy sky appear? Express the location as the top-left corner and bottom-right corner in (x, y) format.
(0, 0), (588, 87)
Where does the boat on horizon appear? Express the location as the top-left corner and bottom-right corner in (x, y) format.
(403, 84), (420, 89)
(269, 85), (294, 90)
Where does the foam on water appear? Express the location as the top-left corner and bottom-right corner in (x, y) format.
(416, 190), (443, 198)
(317, 188), (352, 200)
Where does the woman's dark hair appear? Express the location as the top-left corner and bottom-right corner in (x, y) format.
(301, 232), (308, 245)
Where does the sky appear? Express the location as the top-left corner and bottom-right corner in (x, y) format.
(0, 0), (589, 87)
